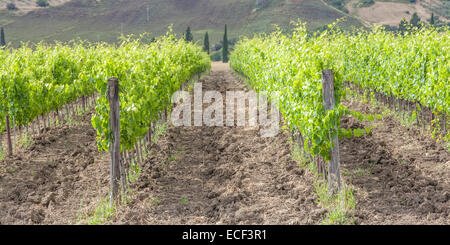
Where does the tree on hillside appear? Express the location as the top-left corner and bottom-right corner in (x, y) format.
(36, 0), (50, 7)
(0, 27), (5, 47)
(185, 26), (193, 42)
(6, 2), (18, 11)
(410, 12), (421, 27)
(429, 13), (435, 25)
(398, 18), (408, 34)
(203, 32), (210, 54)
(222, 24), (229, 63)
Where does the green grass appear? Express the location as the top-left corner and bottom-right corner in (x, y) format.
(290, 139), (356, 225)
(345, 85), (449, 146)
(76, 160), (142, 225)
(342, 167), (370, 177)
(0, 146), (5, 160)
(357, 0), (375, 8)
(128, 160), (141, 184)
(315, 180), (356, 225)
(17, 132), (33, 149)
(147, 196), (161, 207)
(151, 120), (168, 144)
(85, 198), (116, 225)
(180, 196), (189, 205)
(324, 0), (350, 13)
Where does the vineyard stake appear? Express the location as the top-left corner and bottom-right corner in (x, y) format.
(65, 104), (69, 122)
(147, 125), (152, 145)
(5, 114), (12, 156)
(82, 96), (86, 112)
(37, 115), (41, 135)
(135, 142), (142, 165)
(71, 102), (75, 118)
(414, 103), (420, 126)
(443, 111), (447, 137)
(322, 70), (341, 194)
(42, 114), (46, 132)
(31, 121), (35, 136)
(124, 151), (130, 183)
(420, 104), (425, 129)
(108, 77), (121, 205)
(58, 109), (62, 125)
(431, 110), (435, 133)
(140, 138), (145, 159)
(46, 113), (50, 129)
(444, 111), (447, 136)
(12, 115), (16, 152)
(119, 154), (127, 192)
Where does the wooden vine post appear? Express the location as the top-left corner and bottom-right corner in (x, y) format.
(108, 77), (121, 205)
(5, 114), (13, 156)
(322, 70), (341, 194)
(444, 112), (447, 136)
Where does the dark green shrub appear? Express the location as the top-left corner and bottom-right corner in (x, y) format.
(6, 2), (18, 11)
(36, 0), (50, 7)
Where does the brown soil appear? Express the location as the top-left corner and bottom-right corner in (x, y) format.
(0, 62), (448, 225)
(111, 62), (322, 224)
(346, 0), (449, 26)
(340, 99), (450, 224)
(0, 109), (109, 224)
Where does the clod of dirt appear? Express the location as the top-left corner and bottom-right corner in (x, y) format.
(0, 108), (110, 225)
(30, 208), (45, 224)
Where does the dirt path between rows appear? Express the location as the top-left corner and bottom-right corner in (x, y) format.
(340, 99), (450, 224)
(111, 62), (322, 224)
(0, 110), (110, 224)
(0, 62), (448, 225)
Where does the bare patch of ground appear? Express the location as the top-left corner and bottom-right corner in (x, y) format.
(346, 0), (448, 26)
(0, 109), (109, 224)
(111, 63), (323, 224)
(1, 62), (448, 225)
(340, 99), (450, 224)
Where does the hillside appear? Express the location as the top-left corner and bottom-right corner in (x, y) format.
(0, 0), (71, 14)
(0, 0), (447, 46)
(345, 0), (449, 26)
(0, 0), (363, 45)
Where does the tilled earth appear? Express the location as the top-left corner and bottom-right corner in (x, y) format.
(340, 100), (450, 224)
(0, 62), (448, 225)
(0, 110), (110, 224)
(111, 63), (322, 224)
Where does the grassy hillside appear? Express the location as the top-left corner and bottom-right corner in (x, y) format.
(0, 0), (364, 46)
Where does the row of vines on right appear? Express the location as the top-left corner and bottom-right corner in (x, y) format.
(230, 22), (449, 181)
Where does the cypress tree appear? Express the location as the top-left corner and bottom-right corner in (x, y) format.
(410, 12), (421, 27)
(430, 13), (435, 25)
(0, 27), (5, 47)
(222, 24), (229, 63)
(185, 26), (193, 42)
(203, 32), (210, 54)
(398, 18), (408, 34)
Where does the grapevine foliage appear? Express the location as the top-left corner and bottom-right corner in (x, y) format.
(0, 41), (98, 130)
(230, 22), (449, 160)
(91, 35), (211, 151)
(0, 35), (211, 153)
